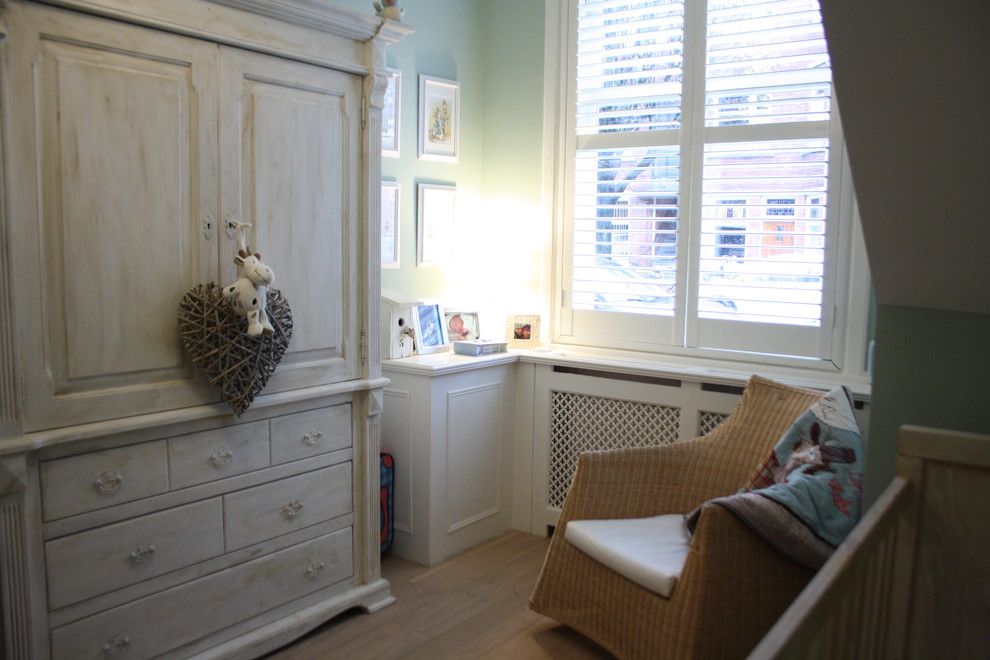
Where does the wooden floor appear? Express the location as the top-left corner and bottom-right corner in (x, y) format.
(268, 531), (612, 659)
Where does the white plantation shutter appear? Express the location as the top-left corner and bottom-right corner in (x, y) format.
(572, 146), (679, 317)
(576, 0), (684, 135)
(705, 0), (831, 127)
(561, 0), (849, 360)
(694, 0), (835, 355)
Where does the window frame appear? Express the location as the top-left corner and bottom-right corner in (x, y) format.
(542, 0), (871, 378)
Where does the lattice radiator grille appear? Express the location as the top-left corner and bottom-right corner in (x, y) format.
(548, 391), (680, 508)
(698, 410), (729, 436)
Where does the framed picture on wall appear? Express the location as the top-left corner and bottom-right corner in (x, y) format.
(417, 183), (456, 267)
(444, 310), (480, 342)
(381, 179), (400, 268)
(382, 68), (401, 157)
(418, 75), (459, 162)
(411, 303), (449, 355)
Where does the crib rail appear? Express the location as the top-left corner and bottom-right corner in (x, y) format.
(752, 425), (990, 660)
(750, 476), (913, 659)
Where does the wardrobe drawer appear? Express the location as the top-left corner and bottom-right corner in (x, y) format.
(50, 528), (353, 660)
(168, 421), (269, 489)
(269, 405), (351, 465)
(223, 464), (352, 550)
(45, 498), (223, 610)
(40, 441), (169, 521)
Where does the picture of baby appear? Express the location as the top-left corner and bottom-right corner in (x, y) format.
(444, 311), (480, 341)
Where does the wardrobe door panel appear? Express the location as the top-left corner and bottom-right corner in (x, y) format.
(220, 48), (361, 391)
(4, 4), (220, 430)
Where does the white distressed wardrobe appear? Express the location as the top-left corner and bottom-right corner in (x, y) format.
(0, 0), (410, 657)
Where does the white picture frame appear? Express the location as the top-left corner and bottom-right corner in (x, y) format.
(411, 303), (449, 355)
(382, 68), (401, 157)
(418, 75), (459, 162)
(506, 314), (541, 348)
(444, 310), (480, 342)
(381, 179), (400, 269)
(417, 183), (456, 267)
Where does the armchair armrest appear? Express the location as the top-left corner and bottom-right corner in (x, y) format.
(675, 503), (815, 658)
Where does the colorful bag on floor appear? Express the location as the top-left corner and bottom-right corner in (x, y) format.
(380, 453), (394, 553)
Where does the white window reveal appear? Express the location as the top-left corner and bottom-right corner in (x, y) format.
(552, 0), (868, 370)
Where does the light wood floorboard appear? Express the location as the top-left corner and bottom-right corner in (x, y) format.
(268, 531), (612, 659)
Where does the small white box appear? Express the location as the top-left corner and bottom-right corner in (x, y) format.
(453, 340), (507, 356)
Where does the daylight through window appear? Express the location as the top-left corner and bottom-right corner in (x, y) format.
(560, 0), (857, 361)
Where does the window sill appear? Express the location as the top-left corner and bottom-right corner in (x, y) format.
(517, 344), (872, 401)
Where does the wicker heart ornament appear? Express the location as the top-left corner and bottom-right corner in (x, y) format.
(178, 282), (293, 415)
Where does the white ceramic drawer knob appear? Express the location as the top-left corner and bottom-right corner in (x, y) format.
(305, 560), (326, 580)
(94, 470), (124, 495)
(209, 446), (234, 467)
(102, 634), (130, 655)
(282, 500), (304, 519)
(128, 544), (156, 564)
(302, 431), (324, 446)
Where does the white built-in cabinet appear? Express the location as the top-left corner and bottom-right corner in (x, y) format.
(382, 353), (517, 566)
(0, 1), (410, 658)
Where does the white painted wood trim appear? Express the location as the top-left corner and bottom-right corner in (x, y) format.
(355, 387), (387, 591)
(515, 350), (871, 399)
(190, 578), (393, 660)
(0, 25), (16, 429)
(0, 378), (389, 457)
(0, 455), (50, 659)
(382, 351), (519, 377)
(31, 0), (412, 73)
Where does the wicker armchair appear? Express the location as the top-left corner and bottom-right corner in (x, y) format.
(529, 376), (822, 660)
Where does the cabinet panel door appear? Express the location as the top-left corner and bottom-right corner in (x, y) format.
(4, 4), (219, 430)
(220, 48), (361, 391)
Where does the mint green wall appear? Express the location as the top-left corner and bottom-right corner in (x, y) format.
(479, 0), (548, 317)
(332, 0), (546, 323)
(865, 305), (990, 504)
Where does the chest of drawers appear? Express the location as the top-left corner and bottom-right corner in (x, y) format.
(0, 399), (392, 659)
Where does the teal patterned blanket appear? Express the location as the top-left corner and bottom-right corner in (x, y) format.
(688, 386), (865, 569)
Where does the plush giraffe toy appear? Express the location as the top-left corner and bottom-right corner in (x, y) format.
(223, 222), (275, 337)
(372, 0), (403, 21)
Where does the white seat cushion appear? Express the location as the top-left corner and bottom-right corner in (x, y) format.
(565, 514), (690, 598)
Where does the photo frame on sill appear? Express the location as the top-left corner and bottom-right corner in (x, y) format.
(418, 75), (459, 162)
(381, 179), (400, 269)
(444, 310), (480, 342)
(506, 314), (540, 348)
(382, 68), (401, 157)
(411, 302), (449, 355)
(417, 183), (456, 267)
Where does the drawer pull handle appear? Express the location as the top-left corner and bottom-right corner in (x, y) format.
(305, 560), (326, 580)
(128, 544), (156, 564)
(302, 431), (324, 446)
(102, 634), (130, 655)
(95, 471), (124, 495)
(210, 446), (234, 467)
(282, 500), (304, 518)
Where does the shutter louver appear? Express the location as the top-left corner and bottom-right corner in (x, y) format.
(576, 0), (685, 134)
(705, 0), (830, 127)
(572, 146), (679, 315)
(697, 0), (832, 330)
(698, 139), (827, 326)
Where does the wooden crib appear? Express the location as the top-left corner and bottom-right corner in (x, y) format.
(751, 425), (990, 659)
